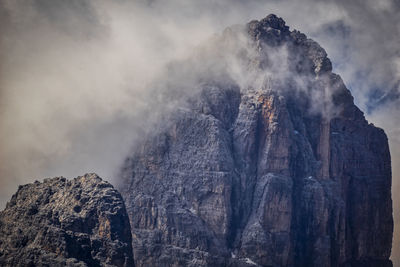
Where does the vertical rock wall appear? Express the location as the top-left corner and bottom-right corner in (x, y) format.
(119, 14), (393, 267)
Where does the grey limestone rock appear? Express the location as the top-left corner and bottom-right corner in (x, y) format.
(119, 14), (393, 267)
(0, 173), (134, 267)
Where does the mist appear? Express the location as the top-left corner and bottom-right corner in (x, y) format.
(0, 0), (399, 262)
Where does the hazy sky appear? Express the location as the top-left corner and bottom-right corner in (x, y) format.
(0, 0), (399, 262)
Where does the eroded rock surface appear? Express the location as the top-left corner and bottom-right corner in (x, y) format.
(0, 174), (134, 267)
(119, 14), (393, 267)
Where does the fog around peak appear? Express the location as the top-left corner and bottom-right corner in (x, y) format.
(0, 0), (399, 262)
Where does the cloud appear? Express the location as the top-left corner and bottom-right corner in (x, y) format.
(0, 0), (399, 262)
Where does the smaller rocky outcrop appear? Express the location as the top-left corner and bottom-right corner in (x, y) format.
(0, 173), (134, 267)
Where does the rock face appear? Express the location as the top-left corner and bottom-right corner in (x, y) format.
(119, 15), (393, 266)
(0, 174), (134, 267)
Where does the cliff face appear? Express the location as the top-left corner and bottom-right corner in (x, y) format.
(0, 174), (134, 267)
(119, 15), (393, 266)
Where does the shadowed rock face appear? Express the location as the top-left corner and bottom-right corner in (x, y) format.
(119, 14), (393, 267)
(0, 174), (134, 267)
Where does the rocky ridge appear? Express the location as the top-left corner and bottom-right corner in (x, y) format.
(0, 174), (134, 267)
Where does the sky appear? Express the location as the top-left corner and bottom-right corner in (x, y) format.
(0, 0), (399, 262)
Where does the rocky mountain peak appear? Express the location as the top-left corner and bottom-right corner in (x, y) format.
(249, 13), (290, 33)
(247, 14), (290, 46)
(118, 15), (393, 267)
(247, 14), (332, 76)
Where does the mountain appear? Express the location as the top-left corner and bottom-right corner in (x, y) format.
(118, 14), (393, 266)
(0, 14), (393, 267)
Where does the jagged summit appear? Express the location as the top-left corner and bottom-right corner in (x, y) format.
(248, 14), (290, 34)
(247, 15), (290, 46)
(247, 14), (332, 75)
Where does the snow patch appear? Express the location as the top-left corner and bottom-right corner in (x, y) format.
(244, 257), (257, 265)
(189, 207), (196, 214)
